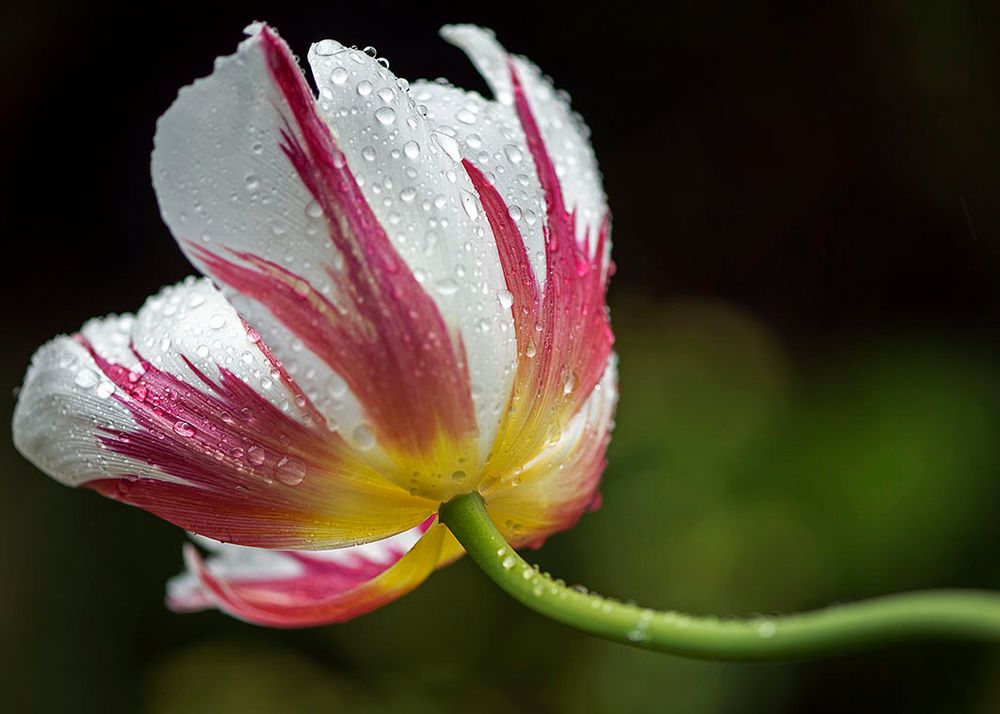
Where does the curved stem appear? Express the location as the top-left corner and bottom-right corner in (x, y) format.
(438, 492), (1000, 661)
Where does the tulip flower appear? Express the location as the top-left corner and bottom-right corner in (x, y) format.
(13, 23), (1000, 657)
(13, 22), (615, 627)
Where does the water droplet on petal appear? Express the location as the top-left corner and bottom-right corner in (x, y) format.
(403, 140), (420, 159)
(173, 421), (195, 437)
(352, 423), (376, 450)
(460, 190), (479, 219)
(247, 445), (266, 466)
(435, 278), (459, 296)
(374, 106), (396, 126)
(562, 369), (578, 395)
(504, 144), (524, 164)
(275, 455), (307, 486)
(330, 66), (348, 85)
(433, 132), (462, 162)
(314, 39), (340, 56)
(306, 200), (323, 218)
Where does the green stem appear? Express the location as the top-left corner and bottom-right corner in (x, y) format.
(438, 492), (1000, 661)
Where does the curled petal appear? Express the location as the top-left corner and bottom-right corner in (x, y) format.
(169, 520), (449, 627)
(12, 278), (435, 549)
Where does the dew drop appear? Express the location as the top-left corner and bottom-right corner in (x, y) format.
(352, 423), (376, 449)
(374, 106), (396, 126)
(306, 200), (323, 218)
(433, 132), (462, 162)
(497, 289), (514, 310)
(403, 140), (420, 159)
(247, 445), (266, 466)
(460, 190), (479, 219)
(314, 39), (340, 56)
(504, 144), (524, 164)
(434, 278), (459, 296)
(173, 421), (196, 438)
(562, 369), (578, 395)
(275, 455), (307, 486)
(756, 619), (777, 638)
(356, 80), (373, 97)
(330, 66), (348, 85)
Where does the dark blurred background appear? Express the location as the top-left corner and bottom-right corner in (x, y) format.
(2, 1), (1000, 711)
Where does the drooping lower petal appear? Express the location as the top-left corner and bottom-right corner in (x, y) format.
(12, 279), (435, 549)
(169, 519), (450, 627)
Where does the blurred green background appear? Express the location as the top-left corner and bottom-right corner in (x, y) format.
(3, 0), (1000, 712)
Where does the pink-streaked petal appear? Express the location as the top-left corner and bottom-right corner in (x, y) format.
(423, 26), (614, 500)
(13, 278), (435, 549)
(482, 358), (617, 547)
(305, 42), (519, 454)
(152, 25), (519, 477)
(440, 24), (607, 248)
(169, 520), (449, 627)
